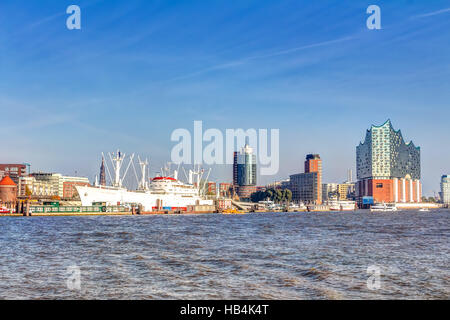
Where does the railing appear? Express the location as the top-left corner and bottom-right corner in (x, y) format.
(29, 205), (128, 213)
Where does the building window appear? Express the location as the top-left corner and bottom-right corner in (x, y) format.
(376, 183), (383, 188)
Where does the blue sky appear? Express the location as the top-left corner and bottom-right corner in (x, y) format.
(0, 0), (449, 195)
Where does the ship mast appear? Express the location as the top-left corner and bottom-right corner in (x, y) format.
(138, 155), (149, 190)
(109, 150), (125, 187)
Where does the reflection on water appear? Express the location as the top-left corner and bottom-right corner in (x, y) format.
(0, 210), (448, 299)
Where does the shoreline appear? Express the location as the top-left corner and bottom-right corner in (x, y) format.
(1, 208), (447, 217)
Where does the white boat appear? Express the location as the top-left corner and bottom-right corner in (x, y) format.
(419, 208), (430, 212)
(328, 200), (357, 211)
(288, 202), (307, 211)
(76, 151), (213, 212)
(370, 203), (397, 212)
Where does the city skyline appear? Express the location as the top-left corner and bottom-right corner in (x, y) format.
(1, 1), (450, 195)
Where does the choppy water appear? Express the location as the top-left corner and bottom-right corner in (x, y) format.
(0, 210), (448, 299)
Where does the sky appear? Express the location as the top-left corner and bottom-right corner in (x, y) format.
(0, 0), (449, 195)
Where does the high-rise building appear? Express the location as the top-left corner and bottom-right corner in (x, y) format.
(290, 154), (322, 204)
(236, 143), (257, 186)
(99, 156), (106, 186)
(441, 175), (450, 205)
(233, 142), (257, 200)
(356, 120), (422, 204)
(233, 152), (238, 186)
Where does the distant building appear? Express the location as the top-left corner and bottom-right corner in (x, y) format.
(322, 183), (338, 201)
(441, 175), (450, 205)
(266, 179), (290, 190)
(236, 143), (257, 187)
(356, 120), (422, 204)
(290, 154), (322, 204)
(290, 172), (320, 204)
(0, 164), (27, 185)
(0, 176), (17, 209)
(337, 183), (356, 200)
(236, 185), (257, 200)
(206, 182), (217, 195)
(19, 173), (90, 198)
(233, 142), (257, 200)
(218, 183), (232, 197)
(233, 152), (238, 186)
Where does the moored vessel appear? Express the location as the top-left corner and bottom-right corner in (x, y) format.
(370, 203), (398, 212)
(76, 151), (214, 212)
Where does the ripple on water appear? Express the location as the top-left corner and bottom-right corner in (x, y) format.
(0, 210), (448, 299)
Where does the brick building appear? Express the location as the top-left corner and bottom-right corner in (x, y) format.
(0, 164), (27, 185)
(290, 154), (323, 204)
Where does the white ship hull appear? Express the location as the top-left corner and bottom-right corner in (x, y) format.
(81, 150), (214, 212)
(328, 200), (356, 211)
(76, 185), (213, 211)
(370, 203), (397, 212)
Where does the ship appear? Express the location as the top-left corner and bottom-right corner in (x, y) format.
(327, 199), (357, 211)
(370, 203), (398, 212)
(76, 150), (214, 212)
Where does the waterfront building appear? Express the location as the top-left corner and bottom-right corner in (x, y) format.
(18, 176), (52, 196)
(218, 183), (232, 197)
(337, 183), (356, 200)
(232, 152), (238, 186)
(236, 143), (257, 186)
(206, 182), (217, 195)
(322, 183), (338, 201)
(236, 185), (257, 200)
(266, 179), (291, 190)
(19, 173), (90, 198)
(290, 154), (322, 204)
(356, 120), (422, 204)
(441, 175), (450, 205)
(0, 164), (27, 185)
(233, 142), (257, 200)
(0, 176), (17, 210)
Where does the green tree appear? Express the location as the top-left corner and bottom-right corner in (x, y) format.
(283, 189), (292, 203)
(273, 189), (282, 203)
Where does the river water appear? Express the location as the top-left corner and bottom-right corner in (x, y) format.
(0, 210), (448, 299)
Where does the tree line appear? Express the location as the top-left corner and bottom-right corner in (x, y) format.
(250, 188), (292, 203)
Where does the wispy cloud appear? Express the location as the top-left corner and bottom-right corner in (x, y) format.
(166, 36), (356, 82)
(412, 7), (450, 19)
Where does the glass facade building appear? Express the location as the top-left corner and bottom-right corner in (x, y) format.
(357, 120), (420, 180)
(356, 120), (422, 203)
(441, 175), (450, 205)
(236, 144), (257, 186)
